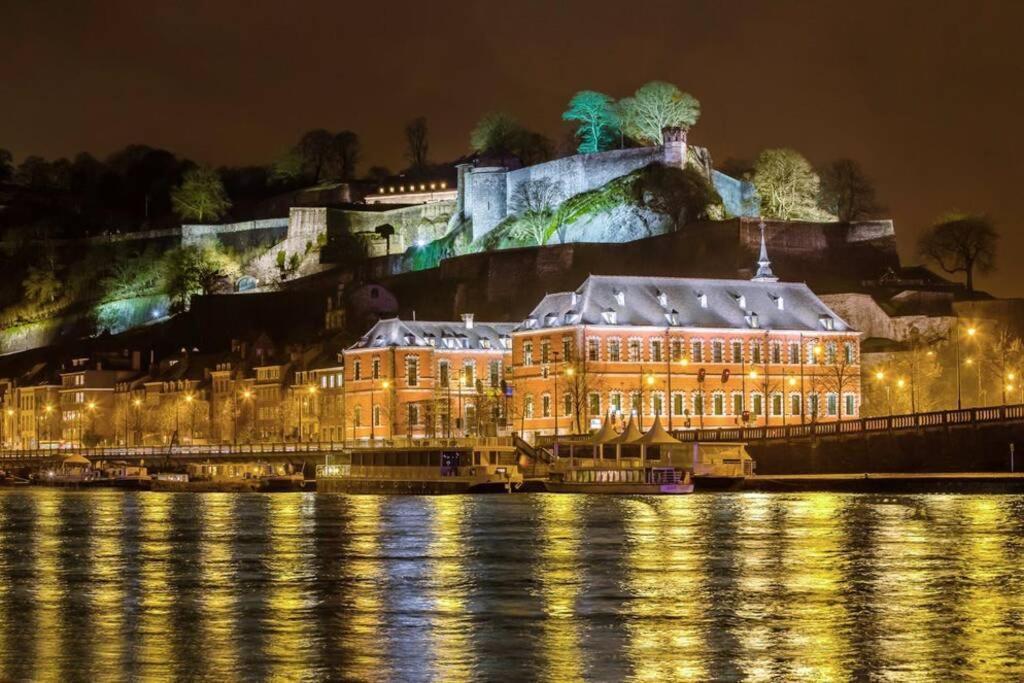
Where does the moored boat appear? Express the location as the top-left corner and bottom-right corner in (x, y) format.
(316, 438), (524, 494)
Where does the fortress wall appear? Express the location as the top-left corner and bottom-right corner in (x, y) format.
(181, 218), (289, 246)
(324, 200), (455, 257)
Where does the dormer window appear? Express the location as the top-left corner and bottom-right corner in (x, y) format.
(696, 292), (708, 308)
(773, 295), (784, 311)
(570, 291), (579, 306)
(524, 317), (538, 329)
(819, 315), (835, 330)
(656, 290), (668, 308)
(665, 310), (679, 326)
(425, 334), (436, 347)
(564, 312), (580, 325)
(544, 313), (559, 327)
(746, 312), (760, 328)
(403, 334), (415, 346)
(480, 338), (491, 349)
(499, 335), (511, 349)
(733, 294), (746, 309)
(601, 309), (618, 324)
(613, 290), (625, 306)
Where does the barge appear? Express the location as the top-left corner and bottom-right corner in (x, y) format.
(316, 438), (525, 494)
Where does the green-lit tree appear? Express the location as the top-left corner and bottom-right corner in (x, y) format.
(618, 81), (700, 145)
(22, 265), (61, 305)
(819, 158), (881, 223)
(171, 166), (231, 222)
(918, 214), (998, 294)
(752, 148), (827, 220)
(562, 91), (620, 154)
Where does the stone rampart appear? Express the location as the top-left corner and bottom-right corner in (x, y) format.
(181, 218), (289, 246)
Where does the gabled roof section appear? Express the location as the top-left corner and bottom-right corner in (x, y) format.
(516, 275), (855, 333)
(349, 318), (517, 351)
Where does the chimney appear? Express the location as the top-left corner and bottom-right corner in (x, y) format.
(462, 313), (474, 330)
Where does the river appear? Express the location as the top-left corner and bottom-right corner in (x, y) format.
(0, 490), (1021, 681)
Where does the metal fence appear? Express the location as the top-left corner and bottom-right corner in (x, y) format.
(669, 404), (1024, 443)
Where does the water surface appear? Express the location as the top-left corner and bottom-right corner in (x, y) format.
(0, 490), (1022, 681)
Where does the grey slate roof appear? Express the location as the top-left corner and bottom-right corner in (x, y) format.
(349, 318), (516, 351)
(517, 275), (854, 333)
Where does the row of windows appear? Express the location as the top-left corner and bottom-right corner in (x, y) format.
(572, 338), (857, 365)
(521, 391), (858, 419)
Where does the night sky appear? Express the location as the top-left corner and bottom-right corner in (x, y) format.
(3, 1), (1022, 296)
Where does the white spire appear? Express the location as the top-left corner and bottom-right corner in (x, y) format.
(752, 219), (778, 282)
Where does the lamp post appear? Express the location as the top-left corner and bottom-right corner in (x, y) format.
(644, 371), (655, 429)
(382, 379), (391, 440)
(301, 385), (317, 442)
(564, 365), (575, 434)
(955, 322), (977, 410)
(235, 389), (253, 446)
(184, 393), (195, 444)
(874, 370), (892, 417)
(132, 398), (142, 446)
(370, 379), (376, 441)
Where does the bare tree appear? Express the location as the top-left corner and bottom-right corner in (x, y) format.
(508, 178), (563, 245)
(819, 158), (882, 222)
(918, 214), (998, 293)
(404, 117), (429, 170)
(819, 341), (859, 419)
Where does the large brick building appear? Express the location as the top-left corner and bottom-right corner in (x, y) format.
(510, 274), (860, 440)
(343, 316), (515, 440)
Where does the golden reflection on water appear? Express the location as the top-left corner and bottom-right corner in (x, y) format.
(33, 491), (61, 683)
(428, 496), (475, 682)
(622, 497), (706, 681)
(341, 495), (387, 681)
(199, 494), (237, 679)
(138, 492), (174, 680)
(536, 494), (584, 681)
(90, 492), (124, 676)
(265, 494), (313, 679)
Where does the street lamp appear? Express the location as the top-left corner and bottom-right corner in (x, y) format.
(874, 370), (892, 417)
(131, 398), (142, 446)
(184, 393), (195, 443)
(301, 385), (318, 442)
(43, 404), (54, 448)
(955, 322), (978, 410)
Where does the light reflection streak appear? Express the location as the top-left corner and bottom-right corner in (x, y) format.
(622, 497), (705, 681)
(33, 490), (61, 683)
(89, 492), (124, 676)
(265, 494), (313, 679)
(428, 496), (475, 682)
(340, 495), (387, 681)
(537, 494), (584, 681)
(199, 494), (237, 679)
(137, 493), (173, 679)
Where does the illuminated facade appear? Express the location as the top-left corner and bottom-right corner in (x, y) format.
(342, 315), (515, 440)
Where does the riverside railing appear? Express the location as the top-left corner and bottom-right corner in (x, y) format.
(0, 436), (514, 461)
(669, 403), (1024, 443)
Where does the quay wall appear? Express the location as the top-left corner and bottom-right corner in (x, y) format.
(749, 421), (1024, 474)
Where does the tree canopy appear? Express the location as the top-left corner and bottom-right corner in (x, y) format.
(470, 112), (552, 164)
(752, 148), (827, 220)
(918, 213), (998, 293)
(819, 158), (881, 223)
(630, 164), (722, 229)
(562, 91), (620, 154)
(0, 149), (13, 183)
(404, 117), (429, 170)
(618, 81), (700, 145)
(171, 165), (231, 222)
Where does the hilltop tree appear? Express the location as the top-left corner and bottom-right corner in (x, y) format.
(22, 265), (61, 305)
(404, 117), (429, 170)
(562, 91), (620, 154)
(295, 129), (335, 183)
(164, 243), (241, 311)
(374, 223), (396, 255)
(918, 213), (998, 294)
(752, 148), (825, 220)
(819, 158), (882, 223)
(470, 112), (552, 164)
(171, 165), (231, 222)
(509, 178), (563, 245)
(618, 81), (700, 145)
(0, 149), (12, 183)
(329, 130), (360, 180)
(630, 164), (722, 229)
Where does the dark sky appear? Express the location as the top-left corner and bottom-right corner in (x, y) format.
(3, 1), (1022, 296)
